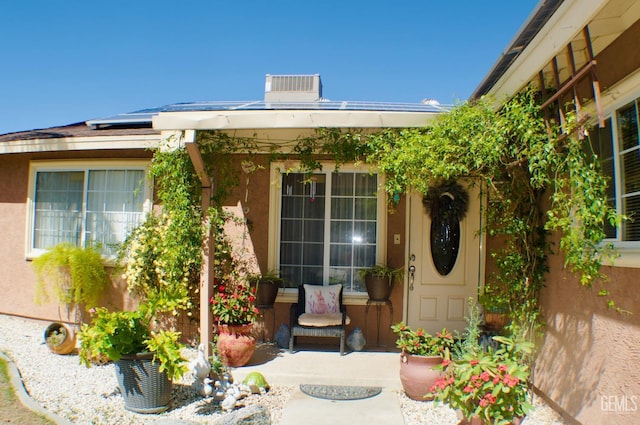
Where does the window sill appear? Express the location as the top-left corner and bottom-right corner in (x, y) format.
(275, 292), (371, 306)
(604, 248), (640, 268)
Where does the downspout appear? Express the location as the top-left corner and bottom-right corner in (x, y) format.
(184, 129), (215, 357)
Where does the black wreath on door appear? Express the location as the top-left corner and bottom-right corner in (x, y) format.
(422, 181), (469, 276)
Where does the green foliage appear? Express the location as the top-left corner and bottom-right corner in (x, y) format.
(78, 307), (187, 381)
(119, 146), (203, 317)
(145, 329), (188, 381)
(197, 131), (259, 204)
(452, 298), (484, 360)
(32, 243), (108, 312)
(370, 89), (620, 339)
(430, 336), (534, 425)
(119, 213), (195, 314)
(358, 264), (404, 285)
(210, 280), (259, 325)
(391, 321), (454, 356)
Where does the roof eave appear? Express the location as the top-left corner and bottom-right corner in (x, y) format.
(152, 109), (441, 130)
(471, 0), (566, 100)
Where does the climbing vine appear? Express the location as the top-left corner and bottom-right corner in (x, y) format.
(127, 90), (619, 343)
(366, 89), (620, 339)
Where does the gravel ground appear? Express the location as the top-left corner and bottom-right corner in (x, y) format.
(0, 314), (567, 424)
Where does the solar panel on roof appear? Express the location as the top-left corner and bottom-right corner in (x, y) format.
(86, 100), (450, 127)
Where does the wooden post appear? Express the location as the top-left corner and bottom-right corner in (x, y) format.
(200, 186), (214, 357)
(184, 130), (215, 357)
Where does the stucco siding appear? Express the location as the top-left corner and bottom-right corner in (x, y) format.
(534, 252), (640, 424)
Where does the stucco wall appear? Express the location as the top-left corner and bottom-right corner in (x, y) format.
(0, 150), (150, 323)
(534, 250), (640, 425)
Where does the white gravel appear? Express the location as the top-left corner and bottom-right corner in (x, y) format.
(0, 314), (567, 424)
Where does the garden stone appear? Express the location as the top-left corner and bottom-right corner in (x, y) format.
(274, 324), (290, 349)
(347, 327), (366, 351)
(213, 404), (271, 425)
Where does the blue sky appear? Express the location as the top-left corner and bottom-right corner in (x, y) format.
(0, 1), (538, 135)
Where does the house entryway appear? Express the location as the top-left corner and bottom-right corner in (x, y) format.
(404, 183), (483, 334)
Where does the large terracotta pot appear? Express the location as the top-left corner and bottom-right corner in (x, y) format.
(216, 323), (256, 367)
(458, 415), (524, 425)
(399, 352), (443, 401)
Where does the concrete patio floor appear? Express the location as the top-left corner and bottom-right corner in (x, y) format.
(230, 344), (405, 425)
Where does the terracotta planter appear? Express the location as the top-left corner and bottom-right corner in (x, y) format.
(365, 275), (392, 301)
(255, 279), (280, 307)
(458, 415), (524, 425)
(216, 323), (257, 367)
(399, 352), (443, 401)
(115, 352), (172, 414)
(484, 312), (510, 331)
(43, 322), (76, 355)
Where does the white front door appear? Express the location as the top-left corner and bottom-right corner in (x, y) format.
(405, 182), (483, 334)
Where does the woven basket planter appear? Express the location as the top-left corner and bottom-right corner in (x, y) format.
(115, 353), (172, 414)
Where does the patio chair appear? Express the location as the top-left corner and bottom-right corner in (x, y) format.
(289, 284), (350, 356)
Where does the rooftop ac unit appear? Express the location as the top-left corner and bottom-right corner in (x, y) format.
(264, 74), (322, 102)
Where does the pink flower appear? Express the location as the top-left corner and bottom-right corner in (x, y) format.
(484, 394), (497, 404)
(470, 359), (479, 366)
(480, 371), (491, 382)
(463, 385), (474, 393)
(503, 374), (520, 387)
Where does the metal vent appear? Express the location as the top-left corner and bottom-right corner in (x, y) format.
(264, 74), (322, 102)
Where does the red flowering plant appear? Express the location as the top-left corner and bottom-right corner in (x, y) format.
(210, 280), (260, 325)
(391, 321), (454, 356)
(428, 336), (534, 425)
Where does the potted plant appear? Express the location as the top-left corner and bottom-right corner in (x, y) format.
(78, 305), (187, 414)
(359, 264), (404, 301)
(391, 321), (454, 400)
(479, 284), (511, 332)
(32, 243), (109, 354)
(210, 280), (260, 367)
(248, 271), (283, 307)
(429, 336), (534, 425)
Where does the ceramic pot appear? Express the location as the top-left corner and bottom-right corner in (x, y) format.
(365, 275), (392, 301)
(43, 322), (76, 355)
(458, 415), (524, 425)
(484, 312), (510, 331)
(256, 279), (280, 307)
(399, 352), (443, 401)
(216, 323), (256, 367)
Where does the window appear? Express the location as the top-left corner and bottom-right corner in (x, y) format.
(617, 99), (640, 241)
(591, 96), (640, 245)
(27, 161), (151, 257)
(274, 166), (384, 293)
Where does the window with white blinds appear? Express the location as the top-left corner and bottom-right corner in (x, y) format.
(28, 161), (151, 257)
